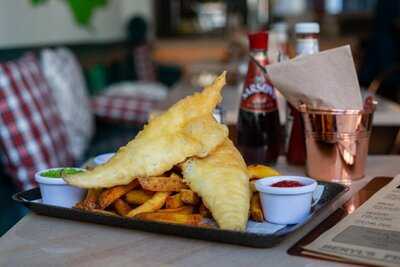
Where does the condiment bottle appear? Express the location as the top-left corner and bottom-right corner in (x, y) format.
(286, 22), (320, 165)
(237, 31), (281, 164)
(295, 22), (320, 55)
(271, 22), (289, 62)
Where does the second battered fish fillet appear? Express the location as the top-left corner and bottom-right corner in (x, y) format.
(181, 139), (250, 231)
(64, 73), (228, 188)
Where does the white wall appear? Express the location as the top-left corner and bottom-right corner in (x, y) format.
(0, 0), (127, 48)
(120, 0), (152, 22)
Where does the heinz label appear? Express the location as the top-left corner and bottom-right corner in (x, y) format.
(240, 74), (277, 112)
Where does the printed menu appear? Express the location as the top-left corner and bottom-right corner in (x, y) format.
(304, 175), (400, 267)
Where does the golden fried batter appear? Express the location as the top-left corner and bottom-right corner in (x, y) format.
(181, 139), (250, 231)
(64, 73), (228, 188)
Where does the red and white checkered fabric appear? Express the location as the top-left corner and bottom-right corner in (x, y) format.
(41, 48), (94, 160)
(91, 82), (166, 124)
(0, 54), (73, 190)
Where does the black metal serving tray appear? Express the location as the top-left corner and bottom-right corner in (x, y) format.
(13, 181), (347, 248)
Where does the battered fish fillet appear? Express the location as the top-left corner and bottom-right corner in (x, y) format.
(64, 73), (228, 188)
(181, 139), (250, 231)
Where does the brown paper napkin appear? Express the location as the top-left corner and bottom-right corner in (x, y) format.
(266, 45), (363, 110)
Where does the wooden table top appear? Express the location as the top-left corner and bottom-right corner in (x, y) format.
(1, 155), (399, 267)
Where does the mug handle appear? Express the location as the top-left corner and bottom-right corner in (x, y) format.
(312, 185), (325, 207)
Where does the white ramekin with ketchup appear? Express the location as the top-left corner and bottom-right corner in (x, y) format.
(255, 176), (317, 224)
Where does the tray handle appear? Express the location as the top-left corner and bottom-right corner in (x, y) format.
(12, 188), (41, 203)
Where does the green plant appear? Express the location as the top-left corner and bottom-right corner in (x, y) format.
(30, 0), (108, 26)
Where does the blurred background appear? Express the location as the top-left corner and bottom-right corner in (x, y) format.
(0, 0), (399, 235)
(0, 0), (398, 97)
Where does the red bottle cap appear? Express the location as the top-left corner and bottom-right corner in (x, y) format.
(248, 31), (268, 50)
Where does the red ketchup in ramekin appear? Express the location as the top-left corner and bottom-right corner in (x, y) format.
(271, 180), (305, 188)
(255, 176), (318, 224)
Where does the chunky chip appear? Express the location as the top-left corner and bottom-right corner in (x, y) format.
(125, 190), (154, 205)
(165, 193), (184, 209)
(247, 164), (280, 180)
(135, 212), (204, 226)
(75, 188), (102, 210)
(250, 193), (264, 222)
(138, 174), (188, 192)
(180, 189), (199, 205)
(126, 191), (171, 218)
(156, 206), (194, 215)
(114, 199), (132, 216)
(98, 180), (139, 209)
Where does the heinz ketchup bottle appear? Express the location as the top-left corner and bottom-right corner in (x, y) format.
(237, 31), (281, 164)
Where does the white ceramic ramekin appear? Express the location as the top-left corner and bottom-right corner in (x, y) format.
(35, 168), (86, 208)
(93, 153), (115, 165)
(255, 176), (317, 225)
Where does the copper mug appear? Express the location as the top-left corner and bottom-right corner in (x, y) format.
(299, 103), (376, 185)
